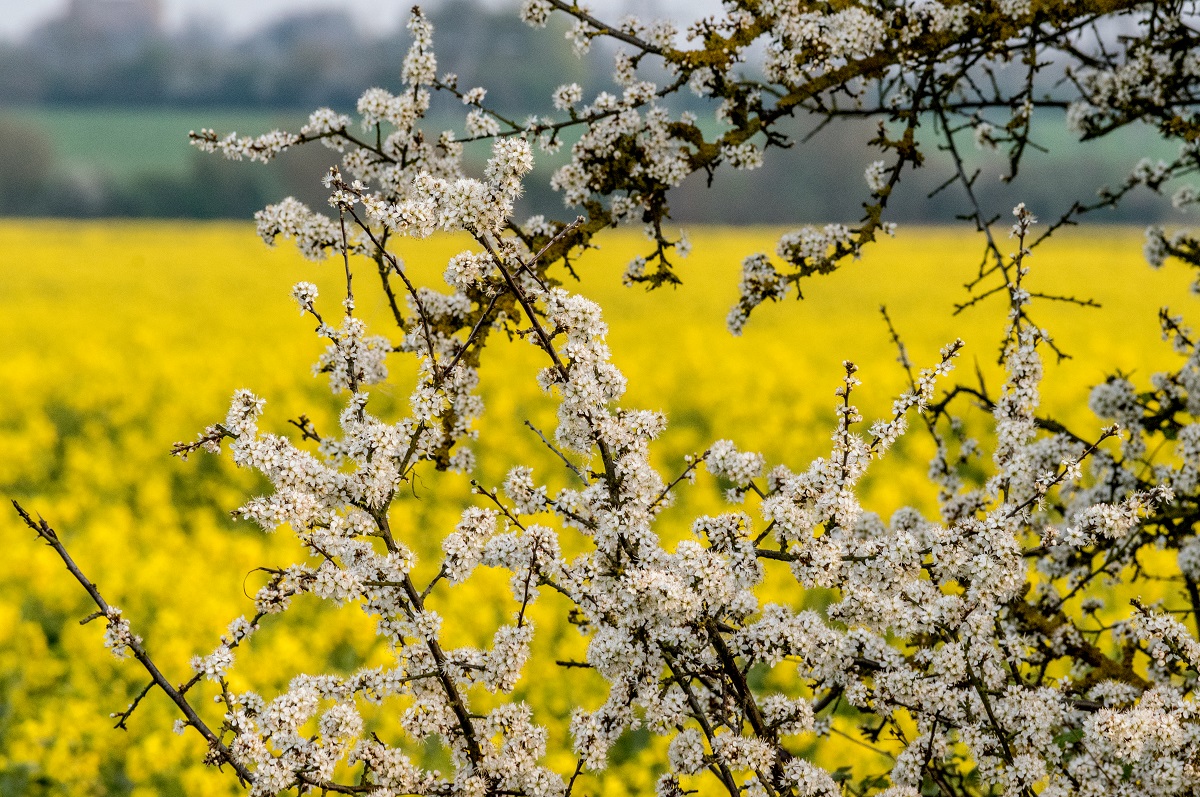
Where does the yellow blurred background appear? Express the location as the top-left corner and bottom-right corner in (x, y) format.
(1, 221), (1196, 794)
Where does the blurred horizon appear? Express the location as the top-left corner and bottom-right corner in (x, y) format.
(0, 0), (1184, 224)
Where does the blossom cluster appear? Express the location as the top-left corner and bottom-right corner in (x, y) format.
(162, 166), (1200, 796)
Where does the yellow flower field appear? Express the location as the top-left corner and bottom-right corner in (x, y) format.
(0, 220), (1194, 795)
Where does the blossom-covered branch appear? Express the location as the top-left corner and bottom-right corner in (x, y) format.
(19, 3), (1200, 796)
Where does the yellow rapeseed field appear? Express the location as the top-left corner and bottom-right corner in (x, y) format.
(0, 220), (1194, 795)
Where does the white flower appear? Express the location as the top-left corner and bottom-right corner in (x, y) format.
(521, 0), (553, 27)
(721, 141), (763, 170)
(101, 607), (139, 660)
(466, 109), (502, 138)
(668, 729), (707, 775)
(290, 281), (318, 314)
(314, 317), (391, 392)
(1144, 226), (1169, 268)
(190, 645), (234, 681)
(864, 160), (889, 193)
(706, 439), (764, 485)
(553, 83), (583, 111)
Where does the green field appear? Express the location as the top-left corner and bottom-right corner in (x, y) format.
(0, 107), (308, 178)
(0, 106), (1182, 223)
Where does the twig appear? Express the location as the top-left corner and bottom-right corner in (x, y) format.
(287, 415), (322, 443)
(12, 502), (255, 786)
(525, 420), (588, 484)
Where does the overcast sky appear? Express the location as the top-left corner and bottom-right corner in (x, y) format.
(0, 0), (723, 40)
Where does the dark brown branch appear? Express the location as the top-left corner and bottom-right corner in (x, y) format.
(13, 502), (255, 786)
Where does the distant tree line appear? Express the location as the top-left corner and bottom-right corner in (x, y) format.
(0, 0), (585, 112)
